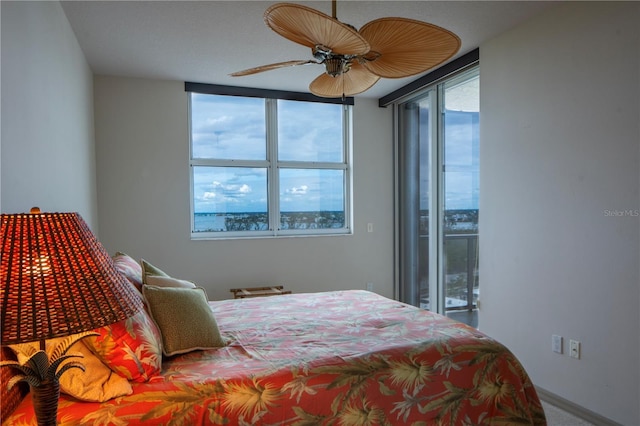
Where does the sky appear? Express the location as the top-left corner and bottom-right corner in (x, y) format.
(191, 94), (345, 213)
(191, 78), (479, 214)
(419, 74), (480, 211)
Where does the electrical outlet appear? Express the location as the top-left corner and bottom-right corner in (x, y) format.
(366, 282), (373, 291)
(570, 339), (581, 359)
(552, 335), (563, 354)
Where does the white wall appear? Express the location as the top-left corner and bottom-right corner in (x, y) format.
(93, 76), (395, 301)
(4, 1), (638, 422)
(479, 3), (639, 424)
(0, 1), (97, 229)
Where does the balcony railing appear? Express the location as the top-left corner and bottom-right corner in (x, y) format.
(418, 233), (479, 313)
(444, 233), (478, 313)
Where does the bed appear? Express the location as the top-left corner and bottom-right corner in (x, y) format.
(3, 290), (546, 425)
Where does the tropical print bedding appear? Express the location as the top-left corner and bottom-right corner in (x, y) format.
(4, 290), (546, 425)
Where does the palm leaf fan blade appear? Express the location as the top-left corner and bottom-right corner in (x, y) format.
(264, 3), (370, 55)
(230, 60), (317, 77)
(359, 17), (461, 78)
(309, 61), (380, 98)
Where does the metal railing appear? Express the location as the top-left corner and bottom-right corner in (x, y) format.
(444, 233), (478, 313)
(418, 233), (479, 313)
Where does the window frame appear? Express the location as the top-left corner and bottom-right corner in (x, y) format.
(187, 86), (353, 240)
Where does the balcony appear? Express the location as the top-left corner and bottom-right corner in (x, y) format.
(418, 233), (479, 328)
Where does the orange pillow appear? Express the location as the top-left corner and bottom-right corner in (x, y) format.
(9, 337), (132, 402)
(84, 309), (162, 382)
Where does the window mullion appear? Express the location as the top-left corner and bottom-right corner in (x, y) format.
(190, 159), (270, 168)
(343, 104), (352, 232)
(431, 85), (445, 315)
(278, 161), (347, 170)
(267, 98), (279, 232)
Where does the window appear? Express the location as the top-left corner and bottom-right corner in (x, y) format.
(189, 91), (351, 238)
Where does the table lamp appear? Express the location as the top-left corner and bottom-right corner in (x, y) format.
(0, 208), (143, 426)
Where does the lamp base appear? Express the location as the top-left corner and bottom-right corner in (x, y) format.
(31, 379), (60, 426)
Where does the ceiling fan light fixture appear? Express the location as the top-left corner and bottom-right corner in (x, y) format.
(325, 57), (346, 77)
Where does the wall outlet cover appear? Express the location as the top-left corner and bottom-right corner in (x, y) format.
(570, 339), (581, 359)
(552, 335), (563, 354)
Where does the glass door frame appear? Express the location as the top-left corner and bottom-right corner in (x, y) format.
(393, 64), (479, 318)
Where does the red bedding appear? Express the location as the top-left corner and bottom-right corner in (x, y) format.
(4, 290), (545, 425)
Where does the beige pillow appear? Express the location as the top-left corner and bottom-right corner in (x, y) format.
(10, 337), (132, 402)
(140, 258), (170, 284)
(146, 275), (197, 289)
(143, 285), (226, 356)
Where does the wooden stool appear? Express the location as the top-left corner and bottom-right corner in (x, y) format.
(230, 286), (291, 299)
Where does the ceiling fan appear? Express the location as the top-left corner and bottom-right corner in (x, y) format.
(230, 1), (461, 98)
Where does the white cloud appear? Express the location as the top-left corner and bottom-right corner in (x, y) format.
(203, 181), (254, 203)
(206, 116), (231, 126)
(286, 185), (308, 195)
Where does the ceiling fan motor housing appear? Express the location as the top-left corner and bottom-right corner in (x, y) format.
(313, 45), (352, 77)
(325, 57), (349, 77)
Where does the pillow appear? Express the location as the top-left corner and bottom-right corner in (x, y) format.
(143, 285), (226, 356)
(113, 252), (144, 292)
(140, 258), (170, 284)
(9, 337), (132, 402)
(146, 275), (197, 289)
(84, 309), (162, 382)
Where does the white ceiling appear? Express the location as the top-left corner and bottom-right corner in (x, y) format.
(60, 1), (554, 99)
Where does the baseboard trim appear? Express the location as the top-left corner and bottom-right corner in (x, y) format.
(536, 386), (621, 426)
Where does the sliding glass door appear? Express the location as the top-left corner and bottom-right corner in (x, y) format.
(397, 66), (479, 327)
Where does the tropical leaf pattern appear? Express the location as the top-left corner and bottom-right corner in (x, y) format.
(83, 309), (162, 382)
(3, 290), (546, 425)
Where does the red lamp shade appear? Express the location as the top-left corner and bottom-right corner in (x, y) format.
(1, 210), (143, 346)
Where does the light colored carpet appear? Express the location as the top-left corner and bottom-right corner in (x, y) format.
(543, 401), (595, 426)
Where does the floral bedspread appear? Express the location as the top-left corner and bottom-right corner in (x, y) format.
(4, 290), (546, 425)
